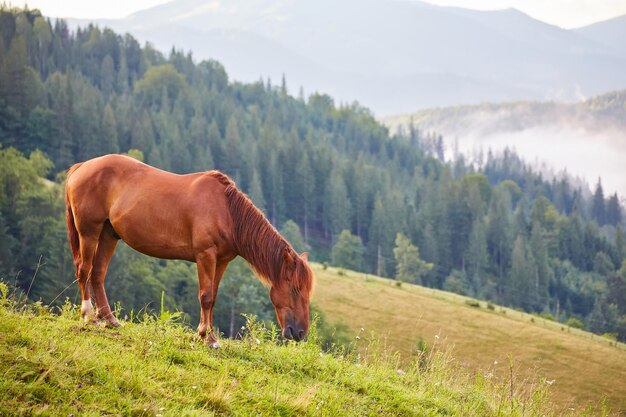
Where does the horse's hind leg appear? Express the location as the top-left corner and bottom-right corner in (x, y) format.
(75, 228), (101, 323)
(90, 222), (120, 327)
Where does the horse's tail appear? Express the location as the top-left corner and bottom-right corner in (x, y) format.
(65, 163), (83, 265)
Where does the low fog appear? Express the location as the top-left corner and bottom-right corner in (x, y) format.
(446, 125), (626, 200)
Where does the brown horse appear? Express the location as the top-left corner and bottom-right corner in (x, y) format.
(65, 154), (313, 346)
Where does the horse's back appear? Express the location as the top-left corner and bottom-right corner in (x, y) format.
(67, 154), (149, 188)
(66, 154), (234, 260)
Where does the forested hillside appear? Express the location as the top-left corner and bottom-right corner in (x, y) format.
(1, 7), (625, 342)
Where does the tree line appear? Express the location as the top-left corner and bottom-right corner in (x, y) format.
(0, 7), (625, 341)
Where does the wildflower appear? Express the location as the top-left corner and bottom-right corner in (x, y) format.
(546, 379), (555, 385)
(77, 383), (82, 389)
(435, 335), (440, 340)
(396, 369), (406, 376)
(493, 360), (498, 365)
(355, 336), (361, 340)
(192, 386), (197, 389)
(255, 338), (261, 345)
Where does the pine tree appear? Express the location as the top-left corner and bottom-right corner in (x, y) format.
(280, 220), (306, 254)
(529, 220), (551, 310)
(606, 193), (622, 226)
(33, 16), (51, 76)
(129, 109), (154, 155)
(101, 54), (115, 98)
(369, 193), (392, 277)
(331, 229), (365, 271)
(508, 236), (533, 310)
(592, 178), (606, 226)
(325, 167), (351, 236)
(393, 233), (433, 284)
(487, 188), (512, 300)
(55, 71), (76, 168)
(465, 218), (488, 296)
(248, 169), (266, 214)
(207, 120), (223, 170)
(117, 47), (129, 93)
(224, 116), (242, 181)
(102, 103), (119, 154)
(299, 153), (315, 243)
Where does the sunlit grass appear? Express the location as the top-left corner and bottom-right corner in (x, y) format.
(0, 281), (574, 417)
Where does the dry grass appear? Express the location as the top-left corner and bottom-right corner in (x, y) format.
(311, 264), (626, 415)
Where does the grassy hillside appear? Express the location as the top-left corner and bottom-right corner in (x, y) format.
(311, 264), (626, 415)
(0, 285), (567, 417)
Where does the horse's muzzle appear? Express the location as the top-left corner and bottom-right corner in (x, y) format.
(284, 319), (306, 342)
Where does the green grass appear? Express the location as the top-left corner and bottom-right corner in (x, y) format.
(0, 284), (574, 417)
(311, 265), (625, 415)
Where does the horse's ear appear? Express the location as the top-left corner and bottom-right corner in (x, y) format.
(283, 247), (295, 266)
(300, 252), (309, 262)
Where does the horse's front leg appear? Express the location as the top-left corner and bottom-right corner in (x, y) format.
(196, 251), (228, 348)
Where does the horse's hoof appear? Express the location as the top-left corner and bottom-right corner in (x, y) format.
(81, 300), (95, 323)
(102, 316), (123, 328)
(98, 313), (123, 328)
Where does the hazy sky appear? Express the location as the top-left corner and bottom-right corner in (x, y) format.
(10, 0), (626, 28)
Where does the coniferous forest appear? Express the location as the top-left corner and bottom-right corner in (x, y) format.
(1, 7), (625, 341)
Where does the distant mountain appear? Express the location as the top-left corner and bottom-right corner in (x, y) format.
(575, 15), (626, 58)
(68, 0), (626, 115)
(383, 89), (626, 136)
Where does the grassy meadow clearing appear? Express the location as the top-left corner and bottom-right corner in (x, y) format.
(0, 280), (586, 417)
(1, 264), (624, 416)
(311, 264), (626, 415)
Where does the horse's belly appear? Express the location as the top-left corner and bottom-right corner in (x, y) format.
(109, 210), (195, 262)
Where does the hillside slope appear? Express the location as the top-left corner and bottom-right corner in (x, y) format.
(0, 290), (556, 417)
(311, 264), (626, 414)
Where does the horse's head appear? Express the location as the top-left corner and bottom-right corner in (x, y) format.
(270, 249), (314, 341)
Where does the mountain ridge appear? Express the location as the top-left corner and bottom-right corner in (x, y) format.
(65, 0), (626, 115)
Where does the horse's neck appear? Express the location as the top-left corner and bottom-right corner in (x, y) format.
(233, 210), (285, 285)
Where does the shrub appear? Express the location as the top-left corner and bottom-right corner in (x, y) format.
(465, 300), (480, 308)
(566, 317), (584, 329)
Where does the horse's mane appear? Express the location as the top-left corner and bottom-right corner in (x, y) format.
(208, 171), (312, 293)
